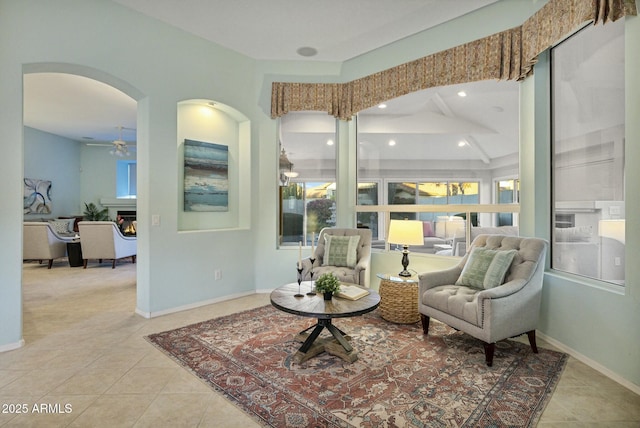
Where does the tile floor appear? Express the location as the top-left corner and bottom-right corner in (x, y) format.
(1, 261), (638, 427)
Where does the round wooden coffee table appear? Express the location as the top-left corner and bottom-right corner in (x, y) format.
(270, 282), (380, 363)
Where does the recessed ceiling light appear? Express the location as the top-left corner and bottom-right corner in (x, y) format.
(378, 103), (387, 109)
(388, 140), (396, 146)
(457, 91), (467, 97)
(296, 46), (318, 57)
(458, 141), (467, 147)
(327, 139), (334, 146)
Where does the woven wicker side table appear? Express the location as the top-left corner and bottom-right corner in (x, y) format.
(377, 273), (420, 324)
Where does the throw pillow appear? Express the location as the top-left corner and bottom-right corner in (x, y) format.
(49, 219), (71, 235)
(58, 217), (76, 232)
(323, 235), (361, 268)
(455, 247), (517, 289)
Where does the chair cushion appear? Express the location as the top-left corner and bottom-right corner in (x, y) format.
(423, 285), (481, 326)
(455, 247), (517, 289)
(323, 235), (360, 268)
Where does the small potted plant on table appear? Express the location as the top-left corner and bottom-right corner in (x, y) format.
(315, 272), (341, 300)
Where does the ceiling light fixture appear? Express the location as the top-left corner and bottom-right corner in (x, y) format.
(327, 139), (334, 146)
(296, 46), (318, 57)
(378, 103), (387, 109)
(457, 91), (467, 97)
(458, 140), (467, 147)
(389, 140), (396, 146)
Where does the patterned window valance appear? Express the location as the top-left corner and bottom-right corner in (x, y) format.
(271, 0), (636, 121)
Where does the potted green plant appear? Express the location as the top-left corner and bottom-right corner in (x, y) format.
(315, 272), (341, 300)
(83, 202), (110, 221)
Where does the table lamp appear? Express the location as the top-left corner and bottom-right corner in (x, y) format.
(387, 219), (424, 277)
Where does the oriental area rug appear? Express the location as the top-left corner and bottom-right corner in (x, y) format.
(146, 305), (567, 427)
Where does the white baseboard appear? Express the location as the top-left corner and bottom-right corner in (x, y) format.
(537, 331), (640, 395)
(0, 339), (25, 353)
(135, 290), (256, 319)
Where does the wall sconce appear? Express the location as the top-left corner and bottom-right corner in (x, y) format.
(279, 146), (298, 186)
(387, 219), (424, 277)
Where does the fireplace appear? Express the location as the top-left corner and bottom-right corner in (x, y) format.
(117, 210), (136, 236)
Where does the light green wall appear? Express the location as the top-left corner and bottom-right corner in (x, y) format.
(80, 144), (137, 214)
(24, 127), (82, 218)
(2, 0), (639, 390)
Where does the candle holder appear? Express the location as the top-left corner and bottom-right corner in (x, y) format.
(295, 266), (304, 297)
(306, 258), (316, 296)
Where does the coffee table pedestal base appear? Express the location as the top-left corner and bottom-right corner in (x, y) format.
(293, 322), (357, 363)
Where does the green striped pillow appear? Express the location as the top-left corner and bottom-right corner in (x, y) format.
(456, 247), (517, 289)
(323, 235), (361, 268)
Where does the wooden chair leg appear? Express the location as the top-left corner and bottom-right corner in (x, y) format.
(112, 259), (117, 269)
(483, 342), (495, 367)
(83, 259), (88, 269)
(420, 314), (430, 335)
(47, 259), (53, 269)
(527, 330), (539, 353)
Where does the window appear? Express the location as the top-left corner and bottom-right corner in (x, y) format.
(356, 80), (519, 246)
(496, 178), (519, 226)
(116, 160), (137, 198)
(357, 181), (379, 238)
(551, 20), (625, 285)
(278, 112), (336, 247)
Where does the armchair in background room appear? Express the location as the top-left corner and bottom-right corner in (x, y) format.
(78, 221), (137, 269)
(300, 227), (372, 287)
(23, 222), (74, 268)
(451, 225), (520, 257)
(419, 234), (548, 366)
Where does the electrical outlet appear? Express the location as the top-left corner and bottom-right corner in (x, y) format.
(614, 257), (621, 266)
(152, 214), (160, 226)
(214, 269), (221, 280)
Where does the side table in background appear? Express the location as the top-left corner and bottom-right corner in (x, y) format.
(67, 240), (83, 267)
(377, 273), (420, 324)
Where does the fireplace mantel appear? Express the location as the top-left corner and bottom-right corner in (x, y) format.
(100, 198), (137, 209)
(100, 198), (136, 220)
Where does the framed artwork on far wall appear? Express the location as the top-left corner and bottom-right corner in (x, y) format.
(183, 139), (229, 212)
(24, 178), (52, 214)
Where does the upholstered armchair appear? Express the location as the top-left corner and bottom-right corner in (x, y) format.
(300, 227), (372, 288)
(78, 221), (137, 268)
(23, 222), (73, 268)
(419, 234), (548, 366)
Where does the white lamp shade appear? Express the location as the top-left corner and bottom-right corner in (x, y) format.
(598, 219), (625, 244)
(388, 219), (424, 246)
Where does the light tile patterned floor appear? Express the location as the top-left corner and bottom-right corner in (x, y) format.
(1, 261), (638, 427)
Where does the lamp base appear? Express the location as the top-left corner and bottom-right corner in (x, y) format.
(398, 247), (412, 277)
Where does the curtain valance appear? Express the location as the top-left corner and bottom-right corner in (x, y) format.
(271, 0), (636, 121)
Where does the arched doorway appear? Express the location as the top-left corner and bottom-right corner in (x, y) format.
(22, 64), (144, 341)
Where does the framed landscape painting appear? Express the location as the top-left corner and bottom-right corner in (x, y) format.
(183, 139), (229, 212)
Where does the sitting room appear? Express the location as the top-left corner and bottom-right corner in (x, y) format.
(2, 0), (639, 426)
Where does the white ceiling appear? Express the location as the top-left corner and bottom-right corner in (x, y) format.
(111, 0), (497, 62)
(22, 0), (519, 162)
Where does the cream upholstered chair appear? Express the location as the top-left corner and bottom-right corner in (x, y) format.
(23, 222), (73, 268)
(78, 221), (137, 268)
(419, 234), (548, 366)
(301, 227), (372, 288)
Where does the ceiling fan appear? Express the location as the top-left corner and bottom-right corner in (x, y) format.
(86, 126), (136, 156)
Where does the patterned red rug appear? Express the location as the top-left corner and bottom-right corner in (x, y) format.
(146, 305), (567, 427)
